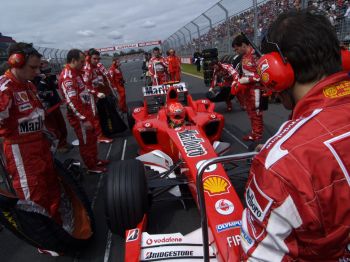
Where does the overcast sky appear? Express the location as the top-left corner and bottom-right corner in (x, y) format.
(0, 0), (223, 50)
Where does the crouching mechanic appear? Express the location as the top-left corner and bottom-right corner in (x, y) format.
(0, 43), (62, 223)
(209, 59), (239, 112)
(59, 49), (108, 174)
(240, 11), (350, 261)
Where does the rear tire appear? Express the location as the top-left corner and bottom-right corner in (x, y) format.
(0, 159), (94, 255)
(105, 159), (148, 236)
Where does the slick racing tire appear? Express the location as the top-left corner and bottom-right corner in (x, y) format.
(0, 159), (95, 255)
(105, 159), (148, 236)
(127, 101), (143, 130)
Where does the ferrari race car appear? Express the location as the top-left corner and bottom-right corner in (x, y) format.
(105, 82), (256, 261)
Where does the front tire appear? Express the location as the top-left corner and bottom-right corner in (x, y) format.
(105, 159), (148, 236)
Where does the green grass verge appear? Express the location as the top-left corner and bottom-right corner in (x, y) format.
(181, 64), (203, 78)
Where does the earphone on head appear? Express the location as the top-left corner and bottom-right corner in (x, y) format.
(257, 46), (350, 93)
(7, 46), (39, 68)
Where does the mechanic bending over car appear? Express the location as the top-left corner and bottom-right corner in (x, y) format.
(148, 47), (168, 85)
(109, 58), (127, 113)
(83, 48), (113, 144)
(240, 11), (350, 261)
(59, 49), (109, 174)
(209, 58), (239, 112)
(231, 34), (264, 142)
(165, 48), (181, 82)
(0, 43), (63, 223)
(33, 58), (73, 153)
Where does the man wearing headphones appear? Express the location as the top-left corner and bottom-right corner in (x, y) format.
(0, 43), (62, 223)
(232, 35), (263, 142)
(240, 11), (350, 261)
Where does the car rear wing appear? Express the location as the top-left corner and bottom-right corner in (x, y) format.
(142, 82), (188, 97)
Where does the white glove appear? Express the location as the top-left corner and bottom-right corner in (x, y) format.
(97, 92), (106, 99)
(238, 77), (250, 84)
(209, 88), (213, 92)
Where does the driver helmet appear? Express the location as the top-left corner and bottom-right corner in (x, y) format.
(167, 102), (185, 128)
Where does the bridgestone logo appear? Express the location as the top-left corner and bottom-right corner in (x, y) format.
(177, 130), (207, 157)
(145, 251), (194, 259)
(246, 187), (262, 219)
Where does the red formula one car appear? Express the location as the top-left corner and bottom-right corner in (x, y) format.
(105, 82), (256, 261)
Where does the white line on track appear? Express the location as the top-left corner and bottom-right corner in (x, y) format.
(90, 143), (113, 210)
(103, 139), (128, 262)
(223, 127), (249, 149)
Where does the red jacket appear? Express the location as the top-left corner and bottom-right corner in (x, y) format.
(109, 64), (124, 87)
(83, 62), (112, 96)
(0, 70), (45, 141)
(166, 55), (181, 74)
(241, 46), (260, 87)
(148, 56), (168, 85)
(59, 65), (94, 121)
(211, 62), (239, 89)
(241, 72), (350, 261)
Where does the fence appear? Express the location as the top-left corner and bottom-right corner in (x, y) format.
(162, 0), (350, 58)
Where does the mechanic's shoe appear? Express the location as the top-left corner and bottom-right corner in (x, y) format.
(37, 248), (61, 256)
(97, 159), (110, 166)
(242, 133), (262, 142)
(88, 166), (107, 174)
(98, 135), (113, 144)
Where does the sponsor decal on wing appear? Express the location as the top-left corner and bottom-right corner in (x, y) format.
(177, 130), (207, 157)
(126, 228), (139, 242)
(216, 220), (241, 233)
(215, 199), (234, 215)
(203, 175), (230, 196)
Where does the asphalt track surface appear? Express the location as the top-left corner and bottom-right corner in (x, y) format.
(0, 60), (289, 261)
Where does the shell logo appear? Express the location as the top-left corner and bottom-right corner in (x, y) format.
(261, 72), (269, 83)
(203, 175), (230, 196)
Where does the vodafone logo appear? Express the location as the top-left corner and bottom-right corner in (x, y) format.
(146, 239), (153, 245)
(145, 236), (182, 246)
(215, 199), (234, 215)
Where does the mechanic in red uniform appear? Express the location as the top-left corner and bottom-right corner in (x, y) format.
(0, 43), (62, 223)
(166, 49), (181, 82)
(232, 35), (263, 141)
(59, 49), (108, 174)
(148, 47), (168, 85)
(209, 60), (239, 112)
(109, 58), (127, 112)
(83, 49), (112, 144)
(240, 11), (350, 261)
